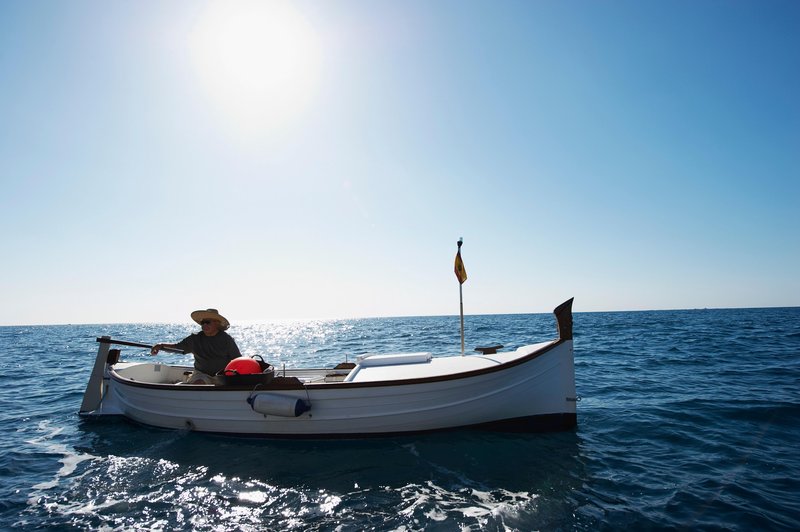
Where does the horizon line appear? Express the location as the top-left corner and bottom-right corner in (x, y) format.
(2, 304), (798, 328)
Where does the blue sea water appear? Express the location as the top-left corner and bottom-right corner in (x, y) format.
(1, 307), (799, 530)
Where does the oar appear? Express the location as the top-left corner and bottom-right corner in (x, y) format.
(95, 337), (186, 354)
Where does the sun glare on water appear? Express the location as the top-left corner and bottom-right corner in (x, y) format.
(189, 0), (321, 136)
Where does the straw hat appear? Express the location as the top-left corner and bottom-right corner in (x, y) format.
(190, 308), (230, 330)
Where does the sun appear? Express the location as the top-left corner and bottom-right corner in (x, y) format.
(188, 0), (321, 136)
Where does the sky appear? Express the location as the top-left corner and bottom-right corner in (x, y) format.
(1, 0), (798, 326)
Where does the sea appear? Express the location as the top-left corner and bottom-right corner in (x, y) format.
(1, 307), (798, 531)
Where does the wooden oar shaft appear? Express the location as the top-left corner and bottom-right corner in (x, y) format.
(95, 337), (186, 354)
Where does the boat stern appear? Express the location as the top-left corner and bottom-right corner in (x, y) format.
(79, 336), (123, 416)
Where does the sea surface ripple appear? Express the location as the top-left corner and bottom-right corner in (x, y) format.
(1, 307), (798, 530)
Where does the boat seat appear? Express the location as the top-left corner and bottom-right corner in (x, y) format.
(355, 352), (432, 367)
(342, 352), (432, 383)
(475, 345), (504, 355)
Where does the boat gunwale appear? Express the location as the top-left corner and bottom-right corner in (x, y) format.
(107, 337), (568, 392)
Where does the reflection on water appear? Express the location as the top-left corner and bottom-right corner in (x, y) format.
(28, 419), (584, 530)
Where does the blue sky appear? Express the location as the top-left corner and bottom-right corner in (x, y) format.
(1, 0), (797, 326)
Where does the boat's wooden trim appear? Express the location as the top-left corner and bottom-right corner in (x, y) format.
(555, 297), (574, 341)
(108, 298), (574, 393)
(109, 338), (566, 392)
(312, 337), (566, 389)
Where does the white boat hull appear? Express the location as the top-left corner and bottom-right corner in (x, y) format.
(80, 299), (578, 437)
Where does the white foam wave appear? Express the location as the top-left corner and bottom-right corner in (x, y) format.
(25, 420), (98, 494)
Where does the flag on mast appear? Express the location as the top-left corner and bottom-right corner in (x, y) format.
(454, 240), (467, 284)
(455, 238), (467, 355)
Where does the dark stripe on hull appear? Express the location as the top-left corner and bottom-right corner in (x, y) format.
(107, 412), (577, 439)
(470, 412), (577, 433)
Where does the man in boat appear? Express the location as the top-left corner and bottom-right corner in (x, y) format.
(150, 308), (242, 384)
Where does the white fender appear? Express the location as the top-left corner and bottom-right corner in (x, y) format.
(248, 393), (310, 417)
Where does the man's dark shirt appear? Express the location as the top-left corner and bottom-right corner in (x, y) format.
(175, 331), (241, 375)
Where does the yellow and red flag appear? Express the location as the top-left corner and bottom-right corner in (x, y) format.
(454, 241), (467, 284)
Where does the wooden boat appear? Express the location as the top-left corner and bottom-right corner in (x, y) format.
(79, 299), (577, 437)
